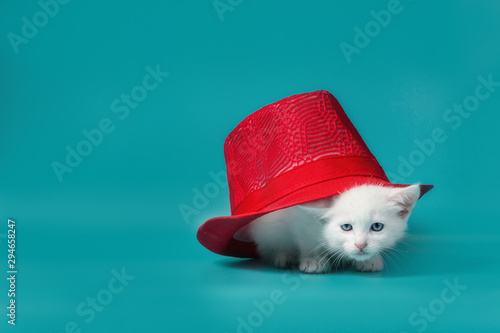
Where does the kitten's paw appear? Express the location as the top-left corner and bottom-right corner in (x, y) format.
(354, 256), (384, 272)
(274, 253), (295, 268)
(299, 257), (329, 274)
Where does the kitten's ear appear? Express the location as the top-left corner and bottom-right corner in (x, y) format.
(389, 184), (420, 218)
(297, 196), (335, 224)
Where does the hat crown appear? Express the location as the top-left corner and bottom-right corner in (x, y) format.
(224, 90), (386, 214)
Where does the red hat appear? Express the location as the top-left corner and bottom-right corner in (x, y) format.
(197, 90), (433, 258)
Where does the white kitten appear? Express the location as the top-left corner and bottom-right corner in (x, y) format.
(248, 184), (420, 273)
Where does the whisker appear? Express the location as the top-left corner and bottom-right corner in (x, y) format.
(379, 250), (398, 270)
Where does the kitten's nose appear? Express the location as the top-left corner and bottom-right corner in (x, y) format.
(355, 242), (367, 250)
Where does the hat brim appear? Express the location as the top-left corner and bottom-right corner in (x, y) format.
(197, 177), (433, 258)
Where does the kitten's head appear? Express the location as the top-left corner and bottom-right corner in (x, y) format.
(306, 184), (420, 262)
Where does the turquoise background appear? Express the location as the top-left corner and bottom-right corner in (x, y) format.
(1, 0), (499, 332)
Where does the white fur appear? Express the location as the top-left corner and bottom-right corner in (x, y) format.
(248, 184), (420, 273)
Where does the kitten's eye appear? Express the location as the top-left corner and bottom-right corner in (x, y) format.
(341, 224), (352, 231)
(371, 223), (384, 231)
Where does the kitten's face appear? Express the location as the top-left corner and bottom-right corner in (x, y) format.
(321, 184), (420, 262)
